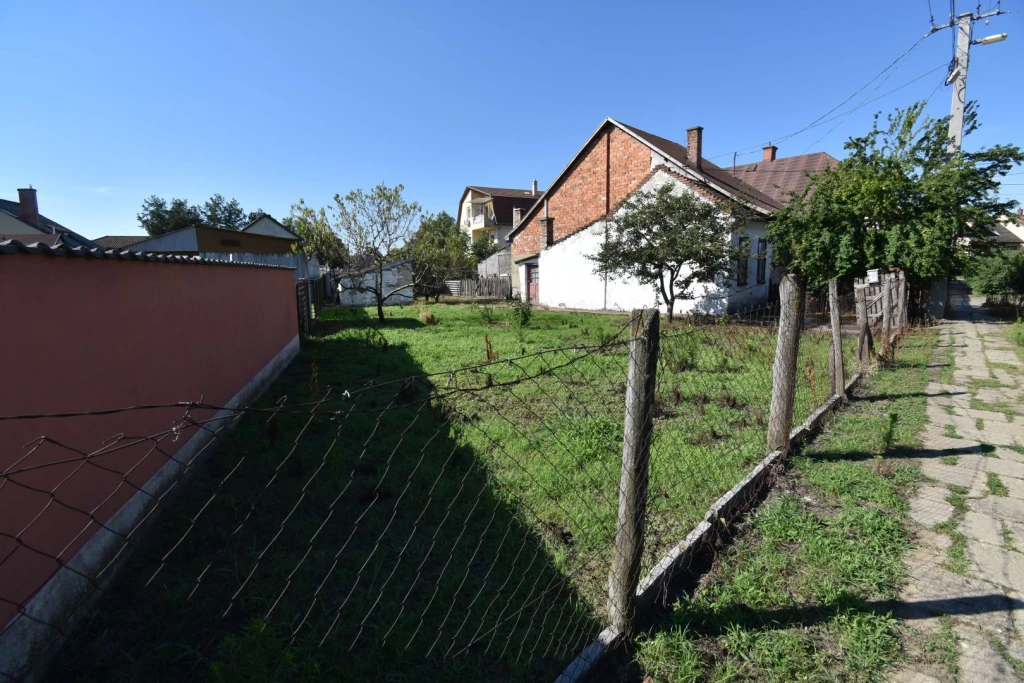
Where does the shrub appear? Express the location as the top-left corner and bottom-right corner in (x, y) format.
(477, 304), (495, 325)
(1009, 319), (1024, 347)
(508, 298), (532, 329)
(418, 309), (438, 326)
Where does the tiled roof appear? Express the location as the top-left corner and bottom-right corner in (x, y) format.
(616, 122), (784, 213)
(466, 186), (543, 225)
(990, 223), (1024, 244)
(0, 199), (101, 249)
(94, 235), (151, 250)
(0, 239), (294, 269)
(730, 152), (839, 205)
(1, 234), (65, 247)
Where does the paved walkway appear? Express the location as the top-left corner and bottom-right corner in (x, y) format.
(895, 286), (1024, 681)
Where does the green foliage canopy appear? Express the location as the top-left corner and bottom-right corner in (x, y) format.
(770, 102), (1023, 291)
(589, 183), (747, 321)
(407, 211), (475, 301)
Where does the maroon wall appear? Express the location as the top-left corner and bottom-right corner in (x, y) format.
(0, 255), (298, 628)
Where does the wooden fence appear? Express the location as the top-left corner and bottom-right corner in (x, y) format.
(444, 275), (512, 299)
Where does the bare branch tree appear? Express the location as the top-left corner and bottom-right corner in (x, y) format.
(334, 184), (421, 322)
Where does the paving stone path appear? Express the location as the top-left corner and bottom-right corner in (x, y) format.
(893, 285), (1024, 682)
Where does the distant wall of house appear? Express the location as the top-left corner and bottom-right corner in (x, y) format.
(0, 254), (299, 643)
(520, 171), (771, 316)
(0, 214), (43, 236)
(338, 260), (414, 307)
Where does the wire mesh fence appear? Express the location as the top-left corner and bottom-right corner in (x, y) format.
(1, 287), (875, 682)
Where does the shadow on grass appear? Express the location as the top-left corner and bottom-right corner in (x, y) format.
(802, 442), (997, 463)
(639, 591), (1022, 640)
(46, 332), (599, 682)
(856, 390), (967, 403)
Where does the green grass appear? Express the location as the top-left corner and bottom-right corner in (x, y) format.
(940, 343), (956, 385)
(992, 635), (1024, 676)
(944, 424), (963, 439)
(47, 302), (854, 682)
(1007, 443), (1024, 456)
(940, 454), (959, 466)
(1009, 320), (1024, 348)
(919, 615), (960, 679)
(1002, 521), (1017, 552)
(970, 397), (1020, 422)
(932, 484), (971, 575)
(987, 472), (1009, 497)
(977, 417), (986, 431)
(634, 330), (937, 682)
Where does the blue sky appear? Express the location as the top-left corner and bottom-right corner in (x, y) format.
(2, 0), (1022, 239)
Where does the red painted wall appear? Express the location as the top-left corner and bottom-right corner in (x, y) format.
(511, 126), (651, 259)
(0, 255), (298, 628)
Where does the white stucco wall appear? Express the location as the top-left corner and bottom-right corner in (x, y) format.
(243, 216), (297, 239)
(0, 213), (45, 236)
(526, 169), (772, 315)
(338, 260), (414, 307)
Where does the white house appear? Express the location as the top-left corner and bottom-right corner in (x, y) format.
(508, 118), (836, 316)
(337, 258), (414, 307)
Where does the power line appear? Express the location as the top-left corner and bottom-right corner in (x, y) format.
(709, 34), (935, 161)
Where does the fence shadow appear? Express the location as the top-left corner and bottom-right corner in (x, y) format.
(43, 331), (600, 682)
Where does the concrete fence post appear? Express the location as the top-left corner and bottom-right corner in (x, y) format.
(608, 308), (659, 636)
(881, 272), (893, 361)
(828, 278), (845, 399)
(855, 284), (875, 372)
(767, 274), (806, 453)
(897, 270), (908, 332)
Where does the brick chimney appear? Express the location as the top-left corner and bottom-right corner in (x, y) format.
(686, 126), (703, 170)
(18, 187), (39, 225)
(763, 145), (778, 162)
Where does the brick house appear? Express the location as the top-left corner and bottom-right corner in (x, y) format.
(508, 118), (835, 315)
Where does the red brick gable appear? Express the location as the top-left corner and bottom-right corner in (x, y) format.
(511, 126), (650, 260)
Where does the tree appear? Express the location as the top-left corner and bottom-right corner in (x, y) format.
(770, 101), (1024, 291)
(408, 211), (475, 301)
(287, 198), (348, 270)
(968, 251), (1024, 302)
(589, 184), (747, 322)
(137, 194), (263, 236)
(138, 196), (202, 236)
(202, 194), (247, 231)
(333, 183), (421, 322)
(471, 234), (502, 262)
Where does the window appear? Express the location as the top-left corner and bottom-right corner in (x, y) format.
(756, 238), (767, 284)
(736, 236), (749, 287)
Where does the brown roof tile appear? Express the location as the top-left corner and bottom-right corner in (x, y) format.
(730, 152), (838, 205)
(466, 186), (543, 225)
(94, 235), (151, 250)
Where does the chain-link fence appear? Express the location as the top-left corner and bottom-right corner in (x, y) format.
(1, 276), (889, 682)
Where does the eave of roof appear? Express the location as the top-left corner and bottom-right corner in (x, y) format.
(0, 239), (295, 269)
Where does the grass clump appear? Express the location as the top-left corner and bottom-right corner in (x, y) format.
(1008, 319), (1024, 348)
(987, 472), (1009, 497)
(943, 424), (962, 440)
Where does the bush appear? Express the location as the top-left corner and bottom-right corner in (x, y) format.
(508, 298), (532, 329)
(418, 309), (438, 326)
(1010, 319), (1024, 347)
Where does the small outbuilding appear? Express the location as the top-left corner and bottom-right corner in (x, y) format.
(337, 258), (414, 307)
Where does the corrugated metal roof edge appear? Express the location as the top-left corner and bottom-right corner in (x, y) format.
(0, 239), (296, 270)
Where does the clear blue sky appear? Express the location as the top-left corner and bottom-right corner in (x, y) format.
(2, 0), (1022, 239)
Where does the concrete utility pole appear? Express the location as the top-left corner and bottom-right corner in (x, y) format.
(934, 7), (1008, 154)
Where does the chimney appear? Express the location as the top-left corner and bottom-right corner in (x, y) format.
(531, 179), (538, 196)
(18, 187), (39, 225)
(1018, 208), (1023, 216)
(763, 145), (778, 162)
(512, 207), (522, 230)
(686, 126), (703, 170)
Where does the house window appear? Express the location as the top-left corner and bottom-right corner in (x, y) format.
(756, 238), (767, 284)
(736, 237), (749, 287)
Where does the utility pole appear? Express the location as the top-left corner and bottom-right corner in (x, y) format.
(929, 6), (1008, 154)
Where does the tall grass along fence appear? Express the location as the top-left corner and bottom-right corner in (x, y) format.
(3, 275), (883, 682)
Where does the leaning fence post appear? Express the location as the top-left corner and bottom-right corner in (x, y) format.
(828, 278), (845, 399)
(768, 274), (806, 453)
(608, 308), (659, 636)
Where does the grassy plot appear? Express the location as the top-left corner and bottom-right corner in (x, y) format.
(633, 330), (938, 682)
(47, 303), (851, 682)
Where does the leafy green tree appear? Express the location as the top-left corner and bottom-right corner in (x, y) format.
(770, 102), (1024, 291)
(287, 199), (348, 269)
(408, 211), (475, 301)
(968, 251), (1024, 299)
(589, 184), (747, 322)
(334, 183), (421, 322)
(137, 196), (202, 236)
(471, 234), (502, 262)
(138, 194), (264, 236)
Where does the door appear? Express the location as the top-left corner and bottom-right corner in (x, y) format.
(526, 264), (539, 302)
